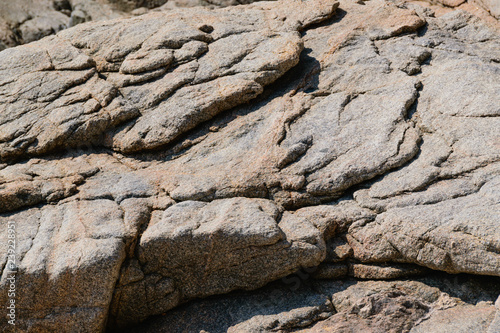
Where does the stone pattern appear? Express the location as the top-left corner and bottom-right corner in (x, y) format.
(0, 0), (270, 51)
(0, 0), (498, 332)
(127, 274), (500, 333)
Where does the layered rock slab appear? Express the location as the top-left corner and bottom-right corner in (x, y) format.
(128, 274), (500, 333)
(0, 0), (499, 332)
(350, 176), (500, 275)
(0, 1), (340, 331)
(0, 0), (272, 50)
(109, 197), (326, 326)
(0, 0), (136, 50)
(0, 0), (337, 161)
(347, 9), (500, 276)
(0, 199), (141, 332)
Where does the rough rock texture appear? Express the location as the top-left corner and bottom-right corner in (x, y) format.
(0, 0), (268, 50)
(409, 0), (500, 28)
(127, 274), (500, 333)
(470, 0), (500, 19)
(1, 0), (498, 51)
(0, 0), (126, 50)
(109, 197), (326, 325)
(0, 0), (499, 332)
(0, 0), (335, 160)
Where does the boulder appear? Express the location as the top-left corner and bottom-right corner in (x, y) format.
(0, 0), (498, 331)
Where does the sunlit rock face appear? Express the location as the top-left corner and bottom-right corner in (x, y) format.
(0, 0), (499, 331)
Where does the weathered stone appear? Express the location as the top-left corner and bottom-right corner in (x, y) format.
(110, 197), (326, 325)
(349, 176), (500, 276)
(0, 199), (142, 332)
(410, 303), (497, 333)
(0, 0), (499, 331)
(474, 0), (500, 19)
(0, 0), (127, 50)
(348, 263), (429, 280)
(0, 0), (338, 161)
(130, 275), (500, 333)
(313, 262), (428, 280)
(125, 279), (334, 333)
(0, 155), (99, 213)
(303, 275), (500, 333)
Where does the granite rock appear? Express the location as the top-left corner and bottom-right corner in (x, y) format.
(128, 274), (500, 333)
(0, 0), (498, 332)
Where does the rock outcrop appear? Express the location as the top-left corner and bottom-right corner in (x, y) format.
(0, 0), (498, 332)
(1, 0), (498, 51)
(0, 0), (269, 50)
(0, 0), (127, 50)
(127, 274), (500, 333)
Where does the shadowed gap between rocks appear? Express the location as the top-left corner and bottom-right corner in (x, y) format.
(122, 48), (323, 164)
(118, 270), (500, 333)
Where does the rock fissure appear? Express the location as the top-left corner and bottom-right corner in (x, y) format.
(0, 0), (499, 332)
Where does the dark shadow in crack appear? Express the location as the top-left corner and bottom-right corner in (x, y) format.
(124, 46), (323, 164)
(116, 270), (500, 333)
(306, 7), (348, 31)
(416, 272), (500, 305)
(110, 8), (349, 163)
(118, 274), (338, 333)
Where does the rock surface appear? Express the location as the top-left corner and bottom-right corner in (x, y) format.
(0, 0), (128, 50)
(126, 274), (500, 333)
(0, 0), (269, 50)
(0, 0), (499, 332)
